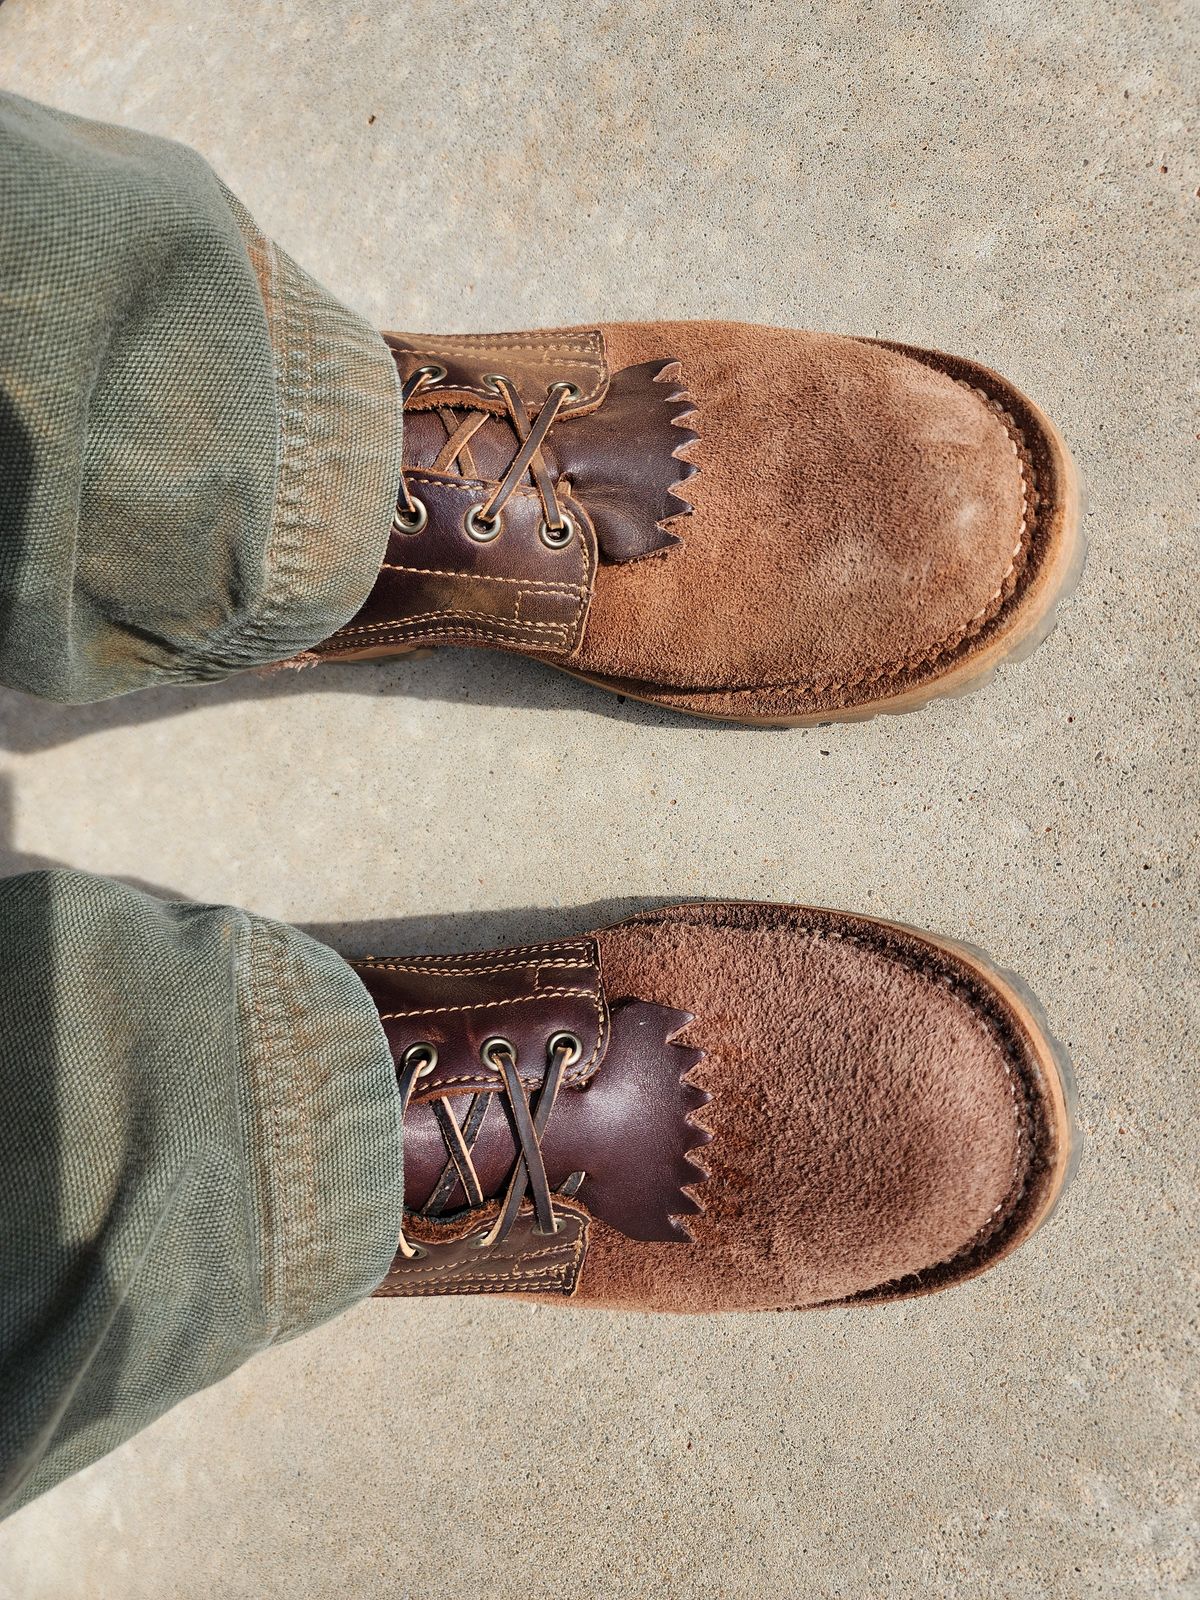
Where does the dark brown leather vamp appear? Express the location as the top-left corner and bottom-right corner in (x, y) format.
(356, 937), (710, 1297)
(317, 329), (698, 663)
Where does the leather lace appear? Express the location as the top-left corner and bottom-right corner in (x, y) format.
(394, 1032), (584, 1260)
(395, 367), (577, 538)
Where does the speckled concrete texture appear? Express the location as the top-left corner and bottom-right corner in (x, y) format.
(0, 1), (1196, 1595)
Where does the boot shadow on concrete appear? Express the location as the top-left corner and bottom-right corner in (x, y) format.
(0, 779), (676, 954)
(0, 649), (690, 755)
(0, 775), (190, 903)
(296, 895), (678, 959)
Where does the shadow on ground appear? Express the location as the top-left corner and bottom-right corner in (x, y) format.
(0, 775), (676, 952)
(295, 897), (679, 957)
(0, 649), (691, 754)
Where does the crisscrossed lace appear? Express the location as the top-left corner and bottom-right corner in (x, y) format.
(394, 366), (580, 546)
(394, 1031), (585, 1260)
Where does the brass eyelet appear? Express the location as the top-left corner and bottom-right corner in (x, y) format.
(532, 1220), (562, 1238)
(412, 363), (447, 385)
(402, 1041), (438, 1078)
(549, 380), (580, 401)
(392, 496), (428, 535)
(480, 372), (506, 394)
(538, 511), (576, 550)
(465, 505), (502, 543)
(480, 1035), (516, 1068)
(407, 1242), (429, 1259)
(547, 1030), (583, 1067)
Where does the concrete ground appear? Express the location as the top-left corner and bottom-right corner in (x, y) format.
(0, 1), (1196, 1595)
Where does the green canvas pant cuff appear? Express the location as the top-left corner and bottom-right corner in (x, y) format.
(0, 870), (402, 1521)
(0, 91), (401, 702)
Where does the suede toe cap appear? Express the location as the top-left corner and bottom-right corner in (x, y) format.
(582, 903), (1067, 1312)
(583, 322), (1037, 707)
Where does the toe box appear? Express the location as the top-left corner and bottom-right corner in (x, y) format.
(582, 903), (1069, 1312)
(584, 322), (1047, 714)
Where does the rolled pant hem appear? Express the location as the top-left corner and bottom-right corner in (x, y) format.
(172, 197), (403, 682)
(238, 913), (402, 1343)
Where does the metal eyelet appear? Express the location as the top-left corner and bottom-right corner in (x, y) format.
(469, 1231), (491, 1250)
(480, 1035), (516, 1068)
(547, 1030), (583, 1067)
(392, 497), (428, 535)
(480, 372), (506, 394)
(465, 505), (502, 543)
(402, 1041), (439, 1077)
(538, 511), (576, 550)
(412, 363), (447, 385)
(407, 1242), (429, 1259)
(549, 380), (580, 401)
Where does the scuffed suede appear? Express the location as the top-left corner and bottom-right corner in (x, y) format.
(571, 322), (1074, 718)
(579, 902), (1068, 1312)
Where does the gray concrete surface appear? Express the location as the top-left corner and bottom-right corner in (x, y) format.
(0, 1), (1196, 1595)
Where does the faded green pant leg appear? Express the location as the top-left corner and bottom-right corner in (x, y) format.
(0, 869), (402, 1520)
(0, 97), (405, 1514)
(0, 92), (402, 701)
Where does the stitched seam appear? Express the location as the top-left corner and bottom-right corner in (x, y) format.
(354, 959), (593, 977)
(402, 1240), (577, 1271)
(404, 350), (601, 363)
(245, 921), (320, 1339)
(400, 472), (554, 499)
(398, 1265), (567, 1285)
(355, 941), (592, 969)
(377, 1274), (564, 1294)
(393, 339), (603, 406)
(382, 1221), (586, 1291)
(400, 337), (600, 354)
(374, 1216), (585, 1292)
(333, 613), (571, 638)
(380, 986), (596, 1020)
(418, 1071), (567, 1092)
(321, 626), (569, 654)
(630, 909), (1035, 1268)
(245, 921), (288, 1333)
(356, 942), (593, 966)
(381, 564), (584, 596)
(395, 334), (601, 357)
(285, 930), (321, 1335)
(386, 1239), (579, 1278)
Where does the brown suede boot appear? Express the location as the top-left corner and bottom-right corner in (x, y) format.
(310, 323), (1083, 724)
(357, 902), (1076, 1311)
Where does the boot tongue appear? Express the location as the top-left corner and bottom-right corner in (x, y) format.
(401, 406), (523, 482)
(398, 353), (700, 564)
(548, 359), (699, 561)
(351, 944), (710, 1244)
(399, 1000), (711, 1243)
